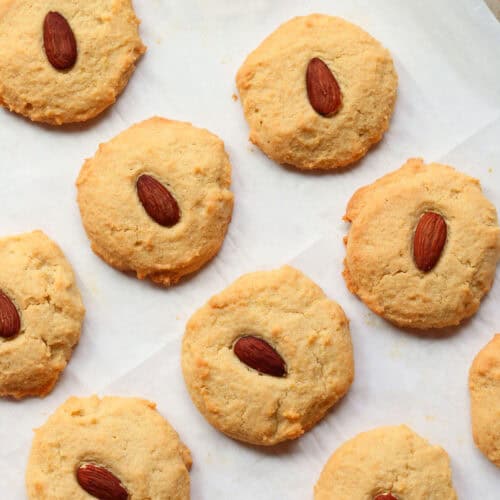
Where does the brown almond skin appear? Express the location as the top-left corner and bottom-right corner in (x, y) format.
(413, 212), (447, 272)
(234, 336), (286, 377)
(43, 12), (77, 70)
(76, 464), (128, 500)
(374, 494), (399, 500)
(0, 289), (20, 339)
(136, 174), (181, 227)
(306, 57), (342, 116)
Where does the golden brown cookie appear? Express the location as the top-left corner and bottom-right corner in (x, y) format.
(182, 266), (354, 445)
(26, 395), (191, 499)
(0, 0), (145, 125)
(343, 158), (500, 329)
(77, 117), (234, 287)
(469, 334), (500, 467)
(236, 14), (397, 170)
(0, 230), (84, 399)
(314, 425), (457, 499)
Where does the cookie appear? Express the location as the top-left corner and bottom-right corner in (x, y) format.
(0, 0), (145, 125)
(343, 158), (500, 329)
(236, 14), (397, 170)
(77, 117), (234, 287)
(26, 395), (192, 499)
(314, 425), (457, 499)
(182, 266), (354, 446)
(469, 334), (500, 466)
(0, 230), (84, 399)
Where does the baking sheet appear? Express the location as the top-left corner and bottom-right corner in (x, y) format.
(1, 0), (500, 498)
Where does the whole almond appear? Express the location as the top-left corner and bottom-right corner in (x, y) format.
(233, 336), (286, 377)
(43, 12), (77, 70)
(136, 174), (181, 227)
(76, 464), (128, 500)
(413, 212), (447, 272)
(373, 494), (399, 500)
(306, 57), (342, 116)
(0, 289), (20, 339)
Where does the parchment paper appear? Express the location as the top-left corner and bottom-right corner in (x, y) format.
(1, 0), (499, 498)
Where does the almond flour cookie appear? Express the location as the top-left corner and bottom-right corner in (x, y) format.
(343, 158), (500, 329)
(182, 266), (354, 446)
(236, 14), (397, 170)
(77, 117), (234, 287)
(0, 230), (84, 399)
(315, 425), (457, 499)
(469, 334), (500, 467)
(26, 396), (192, 499)
(0, 0), (145, 125)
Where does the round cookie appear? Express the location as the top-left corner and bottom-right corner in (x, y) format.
(26, 395), (192, 499)
(0, 0), (145, 125)
(469, 334), (500, 467)
(343, 158), (500, 329)
(0, 230), (84, 399)
(77, 117), (234, 287)
(314, 425), (457, 499)
(182, 266), (354, 446)
(236, 14), (397, 170)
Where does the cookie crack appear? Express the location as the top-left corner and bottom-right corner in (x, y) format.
(272, 386), (291, 435)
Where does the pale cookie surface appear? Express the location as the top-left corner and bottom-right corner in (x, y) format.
(0, 230), (84, 399)
(236, 14), (397, 170)
(0, 0), (145, 125)
(469, 334), (500, 467)
(182, 266), (354, 445)
(315, 425), (457, 500)
(343, 158), (500, 329)
(77, 117), (234, 287)
(26, 396), (192, 499)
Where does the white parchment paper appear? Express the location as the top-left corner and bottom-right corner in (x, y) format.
(1, 0), (500, 498)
